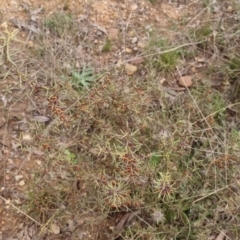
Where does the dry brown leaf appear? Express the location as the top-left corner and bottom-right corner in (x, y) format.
(130, 57), (145, 65)
(1, 95), (8, 107)
(116, 210), (141, 231)
(116, 213), (131, 231)
(93, 23), (107, 35)
(32, 149), (44, 156)
(10, 18), (41, 34)
(30, 7), (43, 17)
(215, 230), (227, 240)
(33, 115), (50, 123)
(17, 224), (37, 240)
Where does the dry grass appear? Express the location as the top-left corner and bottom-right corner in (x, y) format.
(1, 1), (240, 239)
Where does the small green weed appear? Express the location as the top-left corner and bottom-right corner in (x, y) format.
(149, 153), (161, 167)
(228, 56), (240, 71)
(27, 185), (64, 223)
(153, 172), (175, 201)
(64, 149), (77, 164)
(71, 67), (95, 89)
(44, 12), (73, 36)
(203, 0), (210, 7)
(101, 180), (132, 209)
(148, 0), (157, 4)
(195, 24), (212, 39)
(102, 38), (111, 52)
(154, 50), (179, 72)
(147, 38), (181, 73)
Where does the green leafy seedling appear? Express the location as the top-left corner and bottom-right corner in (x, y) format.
(64, 149), (77, 164)
(229, 57), (240, 71)
(71, 67), (95, 89)
(149, 154), (161, 167)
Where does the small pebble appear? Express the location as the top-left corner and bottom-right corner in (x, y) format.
(131, 37), (138, 44)
(137, 41), (146, 49)
(178, 75), (192, 87)
(125, 63), (137, 75)
(22, 134), (32, 142)
(27, 41), (34, 48)
(226, 6), (233, 13)
(8, 159), (13, 164)
(19, 180), (25, 186)
(36, 160), (42, 166)
(108, 28), (119, 40)
(0, 22), (8, 29)
(125, 48), (132, 53)
(191, 66), (197, 73)
(15, 175), (23, 181)
(51, 223), (61, 235)
(75, 62), (80, 69)
(5, 175), (11, 181)
(130, 3), (138, 11)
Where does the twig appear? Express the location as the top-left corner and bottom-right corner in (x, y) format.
(0, 195), (42, 226)
(124, 41), (205, 63)
(193, 184), (233, 203)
